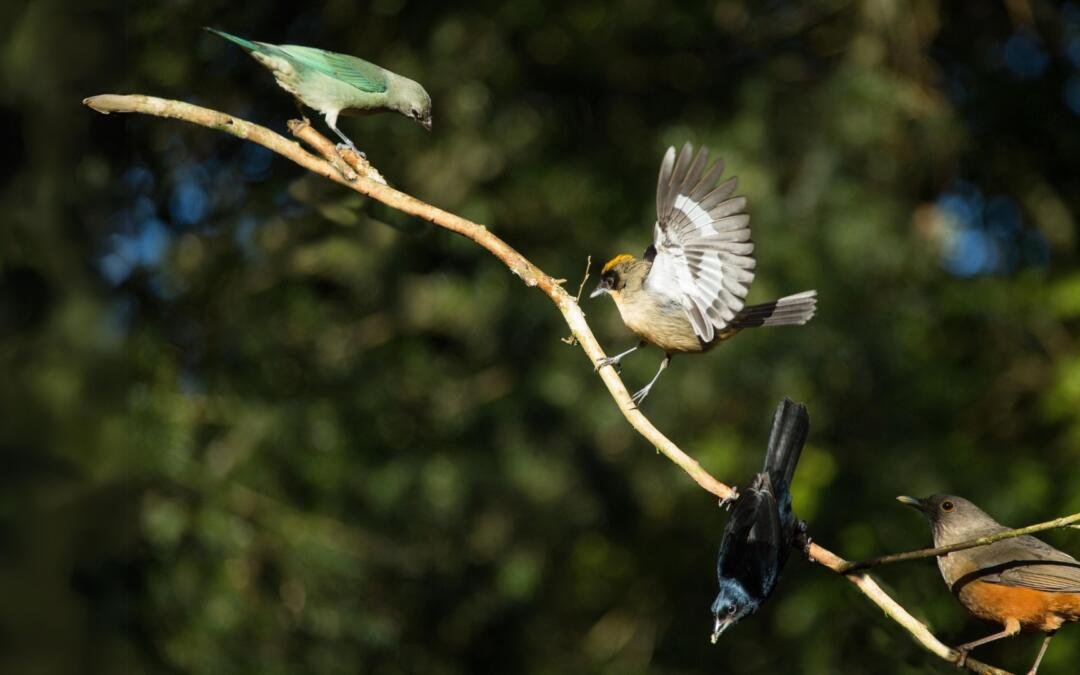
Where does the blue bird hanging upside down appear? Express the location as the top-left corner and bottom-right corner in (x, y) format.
(207, 28), (432, 154)
(711, 398), (810, 642)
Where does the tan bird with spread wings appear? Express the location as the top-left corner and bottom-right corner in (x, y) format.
(591, 143), (817, 404)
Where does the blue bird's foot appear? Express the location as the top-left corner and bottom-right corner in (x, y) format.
(718, 489), (739, 510)
(794, 521), (813, 558)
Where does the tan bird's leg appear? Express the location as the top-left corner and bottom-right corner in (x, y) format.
(595, 340), (644, 372)
(630, 354), (670, 406)
(294, 99), (310, 123)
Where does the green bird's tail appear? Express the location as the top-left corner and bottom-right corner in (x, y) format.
(205, 27), (266, 55)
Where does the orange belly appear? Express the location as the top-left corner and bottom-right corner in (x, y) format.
(958, 580), (1080, 632)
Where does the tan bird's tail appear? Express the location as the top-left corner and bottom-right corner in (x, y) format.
(733, 290), (817, 329)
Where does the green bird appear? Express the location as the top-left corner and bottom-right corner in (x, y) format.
(207, 28), (432, 151)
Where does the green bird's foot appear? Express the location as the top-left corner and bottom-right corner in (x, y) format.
(293, 100), (310, 124)
(336, 143), (367, 161)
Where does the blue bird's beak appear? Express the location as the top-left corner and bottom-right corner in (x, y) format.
(710, 615), (731, 644)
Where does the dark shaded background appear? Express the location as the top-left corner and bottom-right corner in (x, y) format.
(2, 1), (1079, 673)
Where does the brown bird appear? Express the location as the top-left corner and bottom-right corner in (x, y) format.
(899, 495), (1080, 674)
(591, 143), (816, 405)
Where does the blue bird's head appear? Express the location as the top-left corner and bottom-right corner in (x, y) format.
(710, 579), (756, 643)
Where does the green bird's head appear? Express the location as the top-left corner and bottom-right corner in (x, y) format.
(393, 77), (433, 131)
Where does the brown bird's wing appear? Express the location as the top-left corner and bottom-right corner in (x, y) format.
(646, 143), (756, 342)
(977, 535), (1080, 593)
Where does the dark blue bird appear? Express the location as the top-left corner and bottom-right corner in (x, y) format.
(710, 398), (809, 642)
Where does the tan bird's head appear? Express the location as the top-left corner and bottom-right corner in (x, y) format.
(590, 254), (647, 299)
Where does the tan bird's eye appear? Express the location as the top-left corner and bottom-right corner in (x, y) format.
(941, 500), (954, 512)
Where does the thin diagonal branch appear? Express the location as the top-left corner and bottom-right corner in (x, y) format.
(83, 94), (729, 500)
(807, 547), (1010, 675)
(83, 93), (1011, 675)
(841, 511), (1080, 573)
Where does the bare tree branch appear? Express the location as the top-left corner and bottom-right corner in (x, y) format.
(561, 256), (592, 346)
(840, 511), (1080, 573)
(83, 93), (1012, 675)
(807, 547), (1011, 675)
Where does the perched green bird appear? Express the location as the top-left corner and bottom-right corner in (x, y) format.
(207, 28), (432, 151)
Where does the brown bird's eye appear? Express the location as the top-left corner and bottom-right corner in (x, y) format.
(941, 500), (954, 512)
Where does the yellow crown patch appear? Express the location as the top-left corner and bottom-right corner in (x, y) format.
(602, 254), (635, 274)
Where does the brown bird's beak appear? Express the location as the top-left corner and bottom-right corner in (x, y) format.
(897, 495), (929, 513)
(589, 283), (608, 299)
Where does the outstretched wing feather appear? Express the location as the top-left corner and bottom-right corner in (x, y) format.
(647, 143), (757, 340)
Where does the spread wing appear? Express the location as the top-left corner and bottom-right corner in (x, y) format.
(646, 143), (756, 342)
(979, 535), (1080, 593)
(278, 45), (390, 93)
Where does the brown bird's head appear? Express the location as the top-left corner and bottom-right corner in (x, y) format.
(590, 254), (648, 299)
(897, 494), (1004, 546)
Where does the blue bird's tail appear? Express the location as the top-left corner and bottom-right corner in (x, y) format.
(762, 398), (809, 490)
(205, 27), (266, 55)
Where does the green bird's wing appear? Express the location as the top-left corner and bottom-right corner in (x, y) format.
(278, 45), (389, 94)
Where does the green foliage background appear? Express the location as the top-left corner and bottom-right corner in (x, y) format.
(2, 1), (1079, 673)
